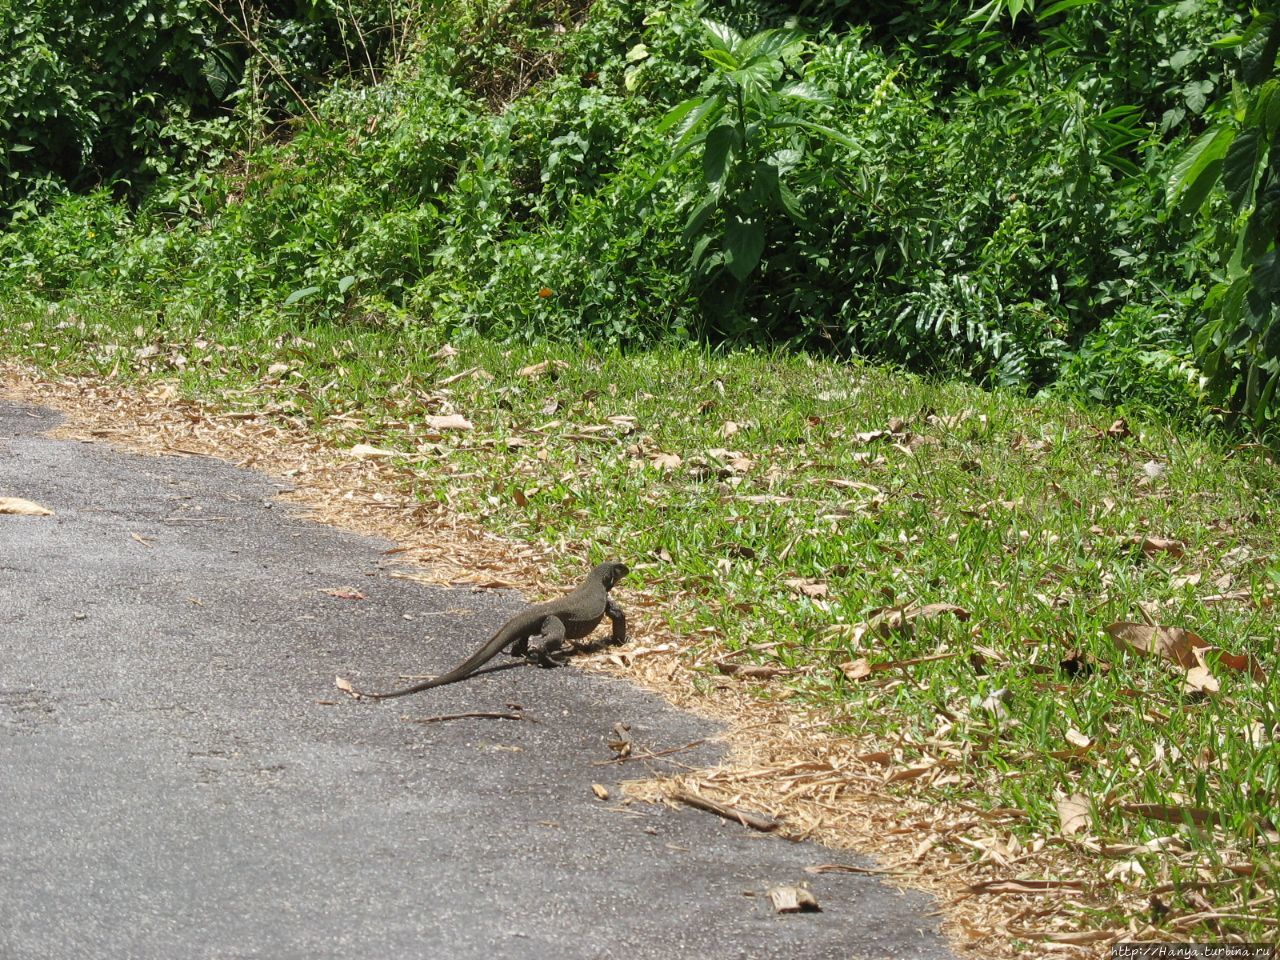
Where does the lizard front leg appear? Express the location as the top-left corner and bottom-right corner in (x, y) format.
(527, 615), (568, 667)
(605, 597), (627, 645)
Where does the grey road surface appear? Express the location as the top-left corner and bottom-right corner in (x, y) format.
(0, 397), (954, 960)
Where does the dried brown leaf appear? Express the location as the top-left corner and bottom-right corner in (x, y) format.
(840, 652), (959, 681)
(1106, 621), (1207, 670)
(968, 878), (1087, 895)
(840, 658), (873, 681)
(322, 587), (366, 600)
(1055, 793), (1091, 838)
(1121, 802), (1225, 827)
(650, 452), (682, 472)
(716, 662), (791, 680)
(858, 603), (970, 640)
(1215, 649), (1267, 682)
(766, 885), (821, 913)
(885, 763), (936, 784)
(1138, 536), (1187, 558)
(1107, 621), (1266, 684)
(424, 413), (473, 432)
(785, 578), (828, 599)
(517, 360), (568, 378)
(349, 443), (398, 459)
(0, 497), (54, 516)
(1105, 418), (1132, 440)
(1183, 665), (1220, 695)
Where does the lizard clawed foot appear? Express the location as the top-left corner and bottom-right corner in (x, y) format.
(528, 639), (568, 668)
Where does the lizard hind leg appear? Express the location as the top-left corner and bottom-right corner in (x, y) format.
(527, 615), (568, 667)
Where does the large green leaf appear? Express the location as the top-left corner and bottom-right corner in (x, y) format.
(1037, 0), (1097, 19)
(1254, 250), (1280, 299)
(668, 93), (726, 158)
(778, 81), (829, 103)
(1240, 12), (1279, 87)
(1246, 175), (1280, 257)
(765, 117), (859, 151)
(284, 285), (320, 307)
(655, 97), (705, 136)
(1248, 79), (1280, 141)
(702, 124), (738, 186)
(701, 47), (739, 72)
(701, 19), (742, 54)
(738, 28), (804, 63)
(1223, 127), (1263, 211)
(1167, 124), (1235, 213)
(682, 196), (719, 243)
(723, 216), (765, 282)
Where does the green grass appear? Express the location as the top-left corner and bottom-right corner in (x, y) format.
(3, 293), (1278, 935)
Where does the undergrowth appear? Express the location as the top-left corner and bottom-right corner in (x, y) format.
(0, 0), (1255, 422)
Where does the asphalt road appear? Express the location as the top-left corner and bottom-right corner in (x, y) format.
(0, 396), (954, 960)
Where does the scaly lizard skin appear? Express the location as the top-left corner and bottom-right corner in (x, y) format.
(341, 561), (628, 700)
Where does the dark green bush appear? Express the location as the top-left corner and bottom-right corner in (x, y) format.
(0, 0), (1263, 429)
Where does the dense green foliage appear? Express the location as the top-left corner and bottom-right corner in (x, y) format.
(1169, 10), (1280, 430)
(1, 0), (1277, 431)
(0, 0), (403, 214)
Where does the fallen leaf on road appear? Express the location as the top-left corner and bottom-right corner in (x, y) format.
(608, 722), (632, 759)
(767, 885), (821, 913)
(0, 497), (53, 516)
(322, 587), (366, 600)
(672, 789), (781, 832)
(591, 783), (610, 800)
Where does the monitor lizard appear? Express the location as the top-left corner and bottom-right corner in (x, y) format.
(339, 560), (628, 700)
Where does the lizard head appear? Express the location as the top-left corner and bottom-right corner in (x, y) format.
(595, 561), (629, 588)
